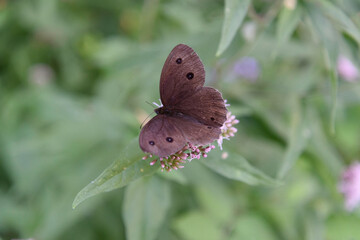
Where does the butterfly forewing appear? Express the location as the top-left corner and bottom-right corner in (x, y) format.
(160, 44), (205, 107)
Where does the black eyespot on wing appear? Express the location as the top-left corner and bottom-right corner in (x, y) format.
(207, 126), (212, 129)
(166, 137), (173, 143)
(149, 141), (155, 145)
(186, 72), (194, 80)
(210, 117), (215, 121)
(176, 58), (182, 64)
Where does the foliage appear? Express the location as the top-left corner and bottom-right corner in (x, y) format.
(1, 0), (360, 239)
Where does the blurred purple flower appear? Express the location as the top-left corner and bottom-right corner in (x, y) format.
(337, 56), (359, 82)
(233, 57), (260, 82)
(339, 161), (360, 211)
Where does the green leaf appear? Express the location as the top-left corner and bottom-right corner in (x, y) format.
(158, 170), (188, 185)
(123, 176), (171, 240)
(306, 3), (339, 68)
(329, 68), (338, 134)
(173, 211), (222, 240)
(230, 213), (277, 240)
(277, 100), (310, 179)
(318, 0), (360, 46)
(326, 214), (360, 240)
(216, 0), (251, 56)
(181, 161), (236, 222)
(302, 210), (325, 240)
(194, 185), (233, 223)
(238, 93), (288, 139)
(276, 5), (302, 49)
(201, 148), (280, 186)
(306, 3), (339, 133)
(72, 138), (159, 208)
(307, 108), (343, 177)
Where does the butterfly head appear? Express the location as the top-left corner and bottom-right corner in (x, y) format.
(154, 106), (171, 115)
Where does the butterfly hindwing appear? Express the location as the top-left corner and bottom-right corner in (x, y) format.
(139, 115), (187, 157)
(174, 87), (227, 127)
(170, 115), (222, 146)
(139, 114), (221, 157)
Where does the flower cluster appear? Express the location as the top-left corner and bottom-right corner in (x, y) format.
(142, 143), (215, 172)
(217, 111), (239, 150)
(339, 161), (360, 211)
(142, 109), (239, 172)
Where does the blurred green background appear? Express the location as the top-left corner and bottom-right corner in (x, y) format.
(1, 0), (360, 239)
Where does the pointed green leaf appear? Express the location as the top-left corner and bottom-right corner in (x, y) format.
(306, 3), (339, 133)
(276, 5), (302, 46)
(307, 108), (343, 177)
(173, 211), (222, 240)
(216, 0), (251, 56)
(123, 176), (170, 240)
(319, 0), (360, 46)
(277, 100), (310, 179)
(329, 68), (338, 134)
(230, 213), (278, 240)
(72, 138), (160, 208)
(158, 170), (188, 185)
(326, 215), (360, 240)
(201, 148), (280, 186)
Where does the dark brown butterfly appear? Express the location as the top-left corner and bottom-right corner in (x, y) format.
(139, 44), (227, 157)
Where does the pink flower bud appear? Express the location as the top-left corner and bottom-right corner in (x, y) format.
(337, 56), (359, 82)
(339, 162), (360, 211)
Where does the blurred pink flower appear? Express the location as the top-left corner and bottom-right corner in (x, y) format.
(337, 56), (359, 82)
(339, 161), (360, 211)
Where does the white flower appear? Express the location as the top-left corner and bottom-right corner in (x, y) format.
(284, 0), (297, 10)
(241, 22), (257, 42)
(217, 112), (239, 150)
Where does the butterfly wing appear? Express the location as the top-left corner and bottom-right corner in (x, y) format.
(139, 115), (187, 157)
(160, 44), (227, 127)
(171, 115), (222, 146)
(175, 87), (227, 128)
(139, 114), (222, 157)
(160, 44), (205, 107)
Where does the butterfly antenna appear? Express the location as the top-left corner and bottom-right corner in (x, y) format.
(145, 101), (155, 108)
(140, 112), (155, 129)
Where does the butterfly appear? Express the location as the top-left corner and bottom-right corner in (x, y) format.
(139, 44), (227, 157)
